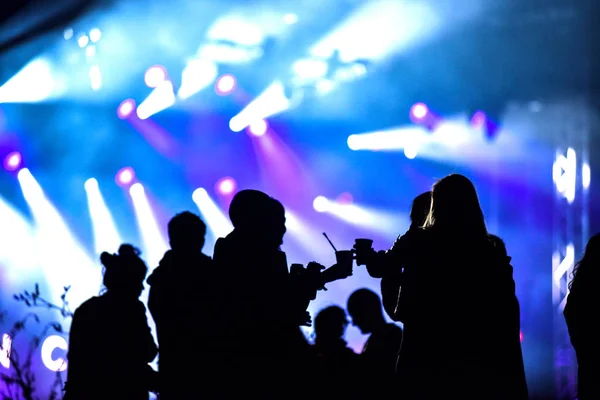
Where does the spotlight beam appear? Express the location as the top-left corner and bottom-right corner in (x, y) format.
(192, 188), (233, 254)
(313, 195), (409, 236)
(17, 168), (99, 308)
(229, 81), (290, 132)
(128, 183), (168, 268)
(84, 178), (122, 255)
(136, 80), (176, 120)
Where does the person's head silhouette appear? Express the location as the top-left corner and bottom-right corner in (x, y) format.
(410, 191), (431, 229)
(314, 306), (348, 343)
(347, 288), (386, 334)
(424, 174), (487, 237)
(101, 244), (147, 296)
(569, 233), (600, 292)
(229, 189), (287, 250)
(168, 211), (207, 253)
(229, 189), (272, 233)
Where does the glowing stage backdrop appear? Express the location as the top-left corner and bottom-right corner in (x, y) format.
(0, 0), (598, 399)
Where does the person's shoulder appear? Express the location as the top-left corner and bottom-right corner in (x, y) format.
(74, 296), (102, 318)
(199, 252), (213, 265)
(147, 251), (174, 285)
(78, 296), (101, 309)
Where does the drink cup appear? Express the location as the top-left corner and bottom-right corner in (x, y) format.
(354, 238), (374, 266)
(336, 250), (354, 276)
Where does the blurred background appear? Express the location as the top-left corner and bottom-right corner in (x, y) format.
(0, 0), (598, 398)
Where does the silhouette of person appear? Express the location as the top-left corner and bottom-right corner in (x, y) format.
(347, 288), (402, 394)
(146, 211), (216, 400)
(64, 244), (158, 400)
(378, 191), (431, 320)
(564, 233), (600, 399)
(213, 190), (315, 397)
(213, 190), (349, 397)
(356, 174), (527, 399)
(488, 234), (529, 398)
(312, 306), (361, 399)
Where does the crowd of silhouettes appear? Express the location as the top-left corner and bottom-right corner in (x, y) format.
(61, 173), (599, 399)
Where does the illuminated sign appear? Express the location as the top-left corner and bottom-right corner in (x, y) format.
(0, 334), (68, 372)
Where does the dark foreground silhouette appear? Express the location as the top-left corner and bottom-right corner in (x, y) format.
(564, 233), (600, 400)
(147, 211), (217, 399)
(60, 175), (600, 400)
(355, 174), (528, 399)
(64, 245), (157, 400)
(347, 288), (402, 396)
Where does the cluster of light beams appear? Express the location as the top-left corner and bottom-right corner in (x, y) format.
(310, 0), (441, 63)
(192, 188), (233, 252)
(230, 1), (438, 125)
(313, 195), (409, 237)
(17, 169), (98, 308)
(346, 115), (532, 173)
(84, 178), (122, 255)
(229, 82), (291, 132)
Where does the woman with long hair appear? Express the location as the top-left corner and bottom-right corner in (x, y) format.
(564, 233), (600, 399)
(358, 174), (527, 399)
(64, 244), (158, 400)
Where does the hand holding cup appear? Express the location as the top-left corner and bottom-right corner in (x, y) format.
(353, 238), (374, 266)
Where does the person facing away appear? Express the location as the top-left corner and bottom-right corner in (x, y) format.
(564, 233), (600, 399)
(146, 211), (217, 399)
(312, 306), (361, 399)
(64, 244), (158, 400)
(356, 174), (527, 399)
(347, 288), (403, 393)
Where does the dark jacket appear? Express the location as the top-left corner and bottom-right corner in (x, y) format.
(382, 229), (528, 399)
(147, 250), (217, 399)
(212, 231), (314, 397)
(65, 293), (157, 400)
(564, 279), (600, 399)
